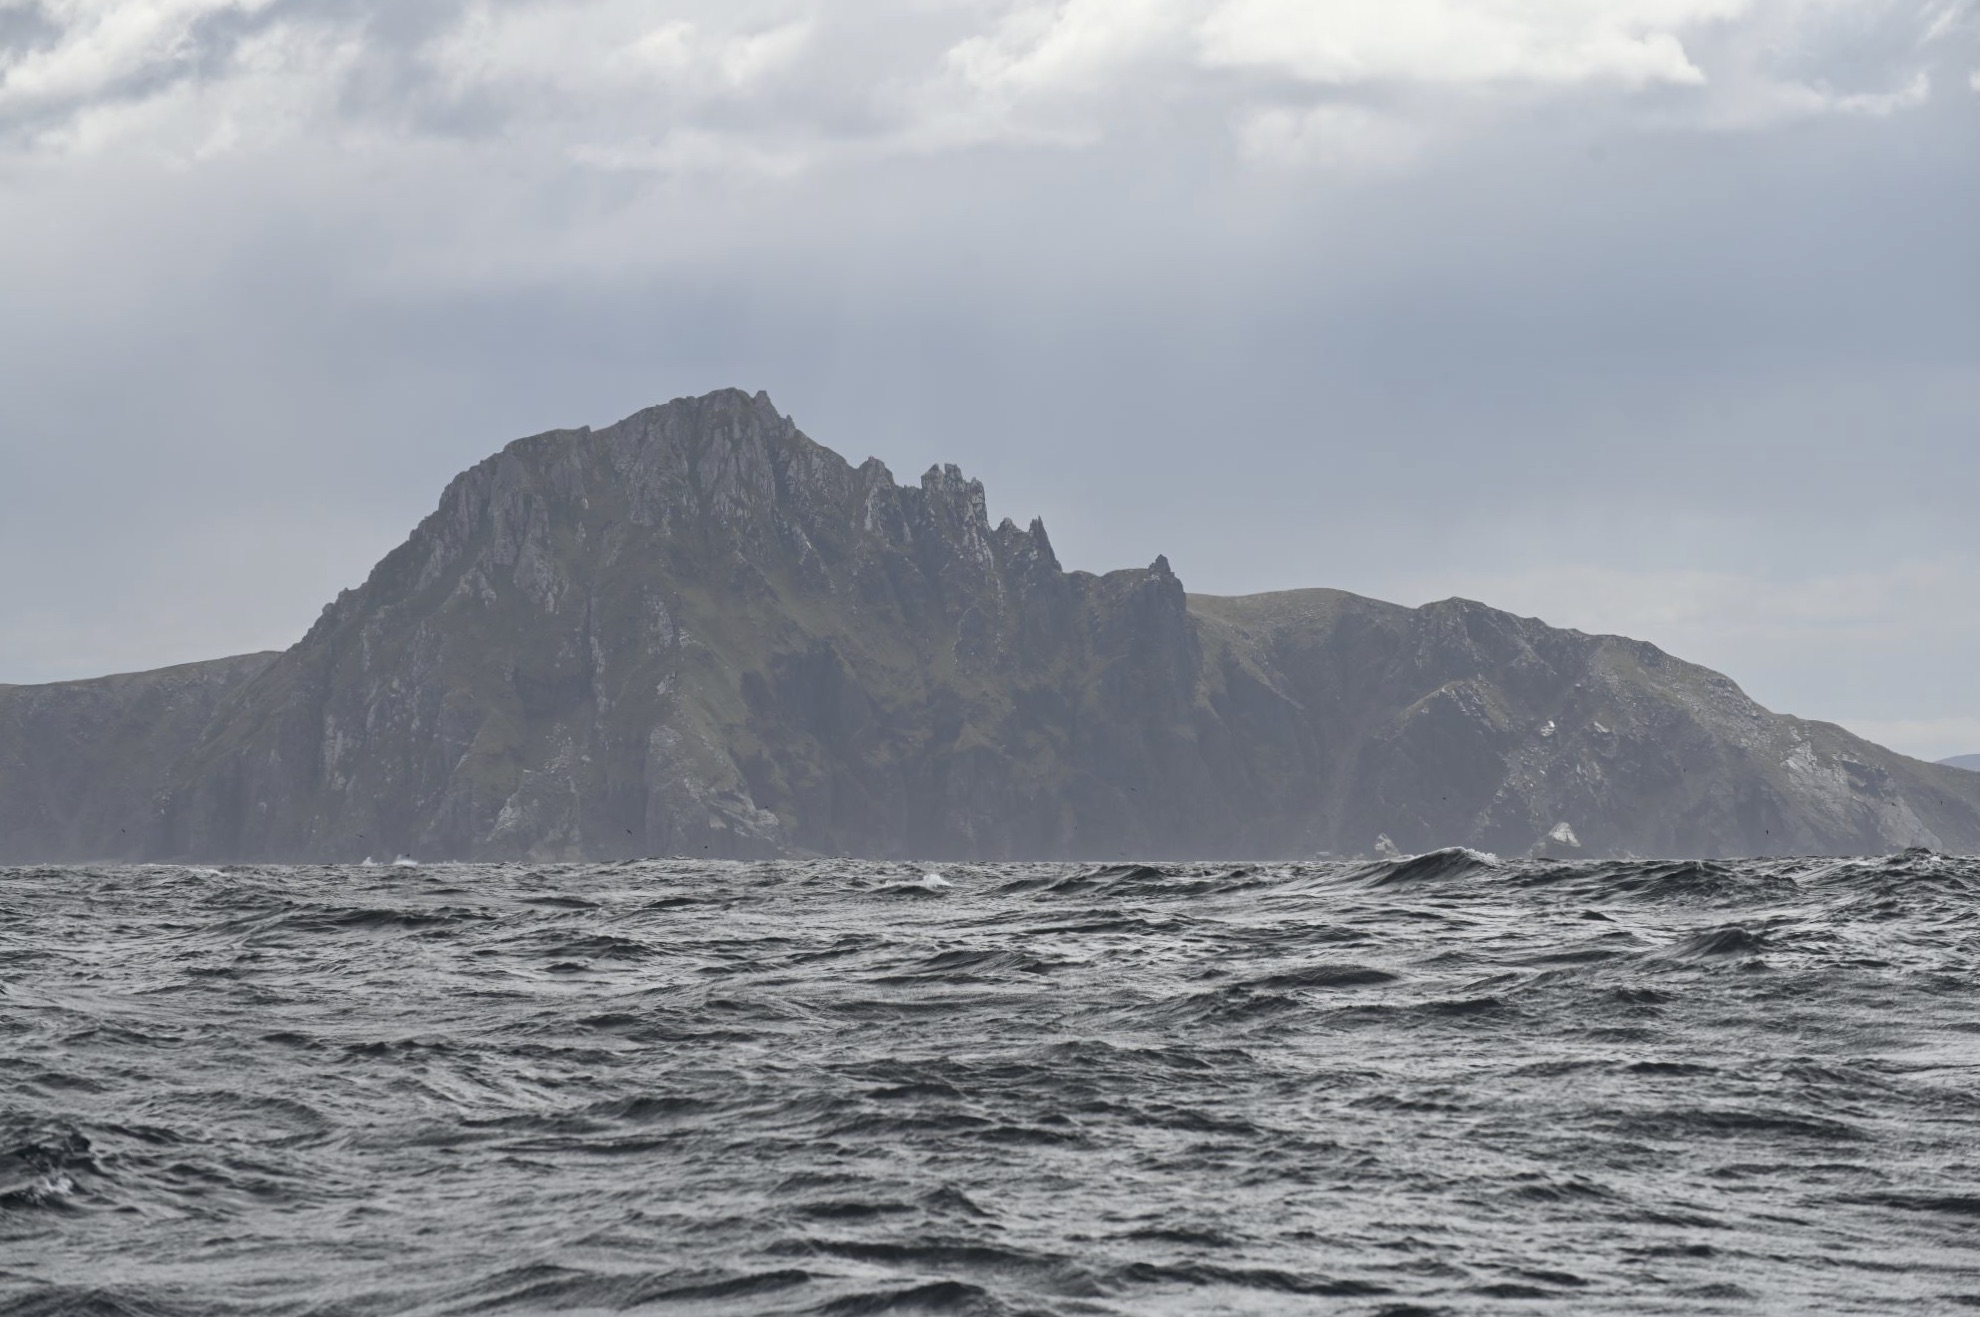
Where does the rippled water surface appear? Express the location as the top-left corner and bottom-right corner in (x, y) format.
(4, 851), (1979, 1315)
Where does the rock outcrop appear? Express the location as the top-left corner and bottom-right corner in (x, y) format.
(0, 652), (277, 861)
(4, 388), (1977, 862)
(1190, 591), (1980, 858)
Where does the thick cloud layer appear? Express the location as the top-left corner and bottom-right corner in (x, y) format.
(2, 0), (1976, 758)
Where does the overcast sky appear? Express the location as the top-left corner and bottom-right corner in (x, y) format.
(1, 0), (1976, 759)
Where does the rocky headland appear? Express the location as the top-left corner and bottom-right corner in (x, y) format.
(5, 389), (1977, 862)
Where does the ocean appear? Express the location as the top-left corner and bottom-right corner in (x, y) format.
(3, 850), (1977, 1314)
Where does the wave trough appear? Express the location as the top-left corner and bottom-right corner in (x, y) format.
(3, 851), (1978, 1314)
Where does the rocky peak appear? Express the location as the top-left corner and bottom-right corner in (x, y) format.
(991, 516), (1060, 577)
(12, 388), (1978, 865)
(917, 463), (990, 527)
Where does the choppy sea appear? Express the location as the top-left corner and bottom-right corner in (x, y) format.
(4, 850), (1978, 1315)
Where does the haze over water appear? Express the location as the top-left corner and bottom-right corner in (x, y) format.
(4, 852), (1978, 1314)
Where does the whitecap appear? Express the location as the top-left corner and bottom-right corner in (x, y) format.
(6, 1172), (76, 1207)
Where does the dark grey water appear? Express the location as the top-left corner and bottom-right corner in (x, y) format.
(4, 850), (1979, 1315)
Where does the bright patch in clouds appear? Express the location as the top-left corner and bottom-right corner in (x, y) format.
(1197, 0), (1738, 87)
(0, 0), (1956, 169)
(948, 0), (1185, 94)
(427, 5), (811, 97)
(0, 0), (270, 106)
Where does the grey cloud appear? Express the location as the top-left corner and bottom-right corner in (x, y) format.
(0, 1), (1974, 760)
(2, 1), (1964, 164)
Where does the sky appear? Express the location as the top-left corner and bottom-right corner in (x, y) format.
(0, 0), (1976, 760)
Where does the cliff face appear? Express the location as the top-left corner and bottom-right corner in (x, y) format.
(4, 388), (1977, 862)
(147, 389), (1272, 862)
(1192, 591), (1980, 859)
(0, 652), (277, 862)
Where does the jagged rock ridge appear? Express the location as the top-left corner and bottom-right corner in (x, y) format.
(3, 388), (1977, 862)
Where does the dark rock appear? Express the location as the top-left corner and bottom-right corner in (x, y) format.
(4, 388), (1977, 862)
(0, 653), (277, 861)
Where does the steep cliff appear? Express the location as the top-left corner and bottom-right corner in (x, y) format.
(4, 388), (1976, 862)
(148, 389), (1269, 862)
(0, 652), (277, 862)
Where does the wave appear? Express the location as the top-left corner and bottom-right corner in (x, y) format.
(4, 854), (1978, 1315)
(1359, 846), (1501, 887)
